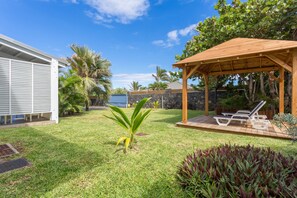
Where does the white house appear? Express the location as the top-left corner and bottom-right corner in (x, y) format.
(0, 34), (67, 125)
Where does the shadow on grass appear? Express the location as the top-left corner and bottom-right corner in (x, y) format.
(0, 127), (104, 197)
(141, 177), (186, 198)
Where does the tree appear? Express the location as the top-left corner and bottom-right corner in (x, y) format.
(59, 69), (87, 116)
(152, 66), (169, 82)
(177, 0), (296, 60)
(177, 0), (297, 109)
(111, 88), (128, 95)
(129, 81), (142, 91)
(167, 71), (181, 83)
(67, 45), (112, 111)
(148, 82), (168, 90)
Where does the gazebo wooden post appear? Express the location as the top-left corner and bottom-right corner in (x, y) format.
(203, 74), (209, 116)
(279, 67), (285, 114)
(292, 50), (297, 116)
(182, 67), (188, 123)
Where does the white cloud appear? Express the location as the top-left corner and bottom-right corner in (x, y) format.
(153, 23), (197, 48)
(179, 24), (197, 36)
(152, 40), (167, 47)
(167, 30), (179, 42)
(147, 63), (159, 68)
(84, 0), (150, 24)
(112, 73), (154, 88)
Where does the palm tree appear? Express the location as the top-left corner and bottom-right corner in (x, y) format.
(148, 82), (168, 90)
(152, 66), (169, 82)
(129, 81), (142, 91)
(167, 71), (181, 82)
(67, 45), (112, 110)
(59, 70), (86, 116)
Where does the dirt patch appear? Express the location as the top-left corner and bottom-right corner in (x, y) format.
(0, 144), (19, 158)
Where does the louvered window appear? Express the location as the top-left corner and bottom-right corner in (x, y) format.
(11, 60), (32, 114)
(0, 57), (51, 115)
(33, 63), (51, 113)
(0, 59), (10, 115)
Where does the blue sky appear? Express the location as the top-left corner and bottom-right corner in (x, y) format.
(0, 0), (218, 88)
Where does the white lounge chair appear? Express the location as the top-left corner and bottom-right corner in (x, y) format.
(221, 100), (265, 116)
(214, 101), (267, 127)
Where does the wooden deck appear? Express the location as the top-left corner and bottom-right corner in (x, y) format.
(176, 116), (291, 140)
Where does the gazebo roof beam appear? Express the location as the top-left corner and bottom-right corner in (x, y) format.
(209, 66), (279, 76)
(177, 53), (265, 67)
(186, 64), (201, 79)
(265, 54), (292, 72)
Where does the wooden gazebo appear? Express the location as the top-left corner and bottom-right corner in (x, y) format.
(173, 38), (297, 124)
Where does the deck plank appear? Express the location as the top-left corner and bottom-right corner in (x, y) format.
(176, 116), (290, 140)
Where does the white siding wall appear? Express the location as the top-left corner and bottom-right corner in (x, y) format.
(11, 60), (32, 114)
(34, 64), (51, 113)
(0, 57), (52, 116)
(0, 59), (10, 115)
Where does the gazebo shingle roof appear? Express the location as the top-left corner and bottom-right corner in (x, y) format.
(173, 38), (297, 76)
(174, 38), (297, 68)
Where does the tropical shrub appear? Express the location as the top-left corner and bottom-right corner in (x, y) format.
(274, 113), (297, 142)
(105, 98), (151, 153)
(59, 70), (86, 116)
(177, 144), (297, 197)
(218, 95), (248, 111)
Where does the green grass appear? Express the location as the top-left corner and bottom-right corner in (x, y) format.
(0, 109), (296, 197)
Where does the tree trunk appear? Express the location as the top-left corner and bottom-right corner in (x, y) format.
(85, 100), (89, 111)
(248, 74), (255, 106)
(286, 73), (292, 110)
(268, 71), (277, 99)
(260, 73), (266, 96)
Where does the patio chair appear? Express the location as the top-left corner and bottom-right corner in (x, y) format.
(213, 101), (267, 127)
(221, 100), (266, 118)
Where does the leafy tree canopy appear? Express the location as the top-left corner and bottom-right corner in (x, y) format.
(67, 45), (112, 110)
(176, 0), (297, 61)
(148, 82), (168, 90)
(112, 88), (128, 95)
(129, 81), (142, 91)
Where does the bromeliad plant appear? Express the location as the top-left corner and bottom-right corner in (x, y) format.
(105, 98), (151, 153)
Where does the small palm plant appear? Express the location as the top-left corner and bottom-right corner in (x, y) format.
(153, 101), (159, 109)
(105, 98), (151, 152)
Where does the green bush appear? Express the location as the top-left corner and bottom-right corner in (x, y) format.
(218, 95), (248, 110)
(177, 144), (297, 197)
(274, 113), (297, 142)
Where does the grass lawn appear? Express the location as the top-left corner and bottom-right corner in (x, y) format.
(0, 109), (296, 197)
